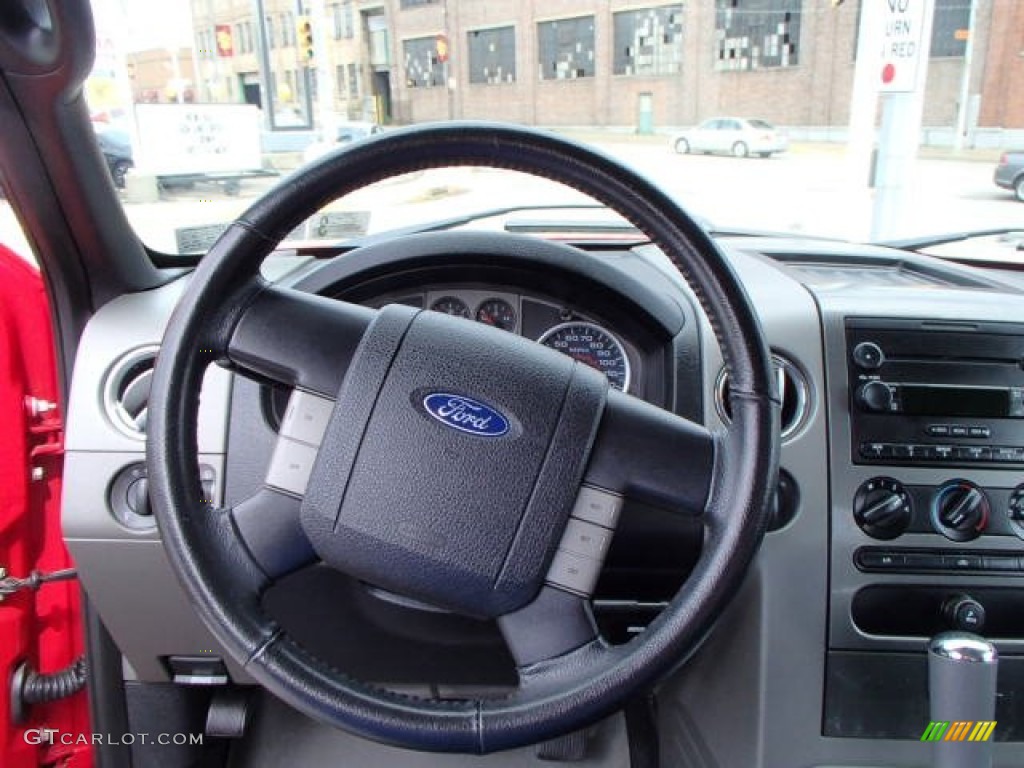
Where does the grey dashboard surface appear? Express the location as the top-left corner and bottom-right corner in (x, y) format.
(59, 234), (1024, 766)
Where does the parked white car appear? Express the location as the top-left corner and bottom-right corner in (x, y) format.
(671, 117), (788, 158)
(302, 121), (383, 164)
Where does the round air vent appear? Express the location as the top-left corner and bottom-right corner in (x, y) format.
(715, 355), (810, 440)
(103, 346), (159, 439)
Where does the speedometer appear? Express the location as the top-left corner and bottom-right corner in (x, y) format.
(538, 322), (631, 391)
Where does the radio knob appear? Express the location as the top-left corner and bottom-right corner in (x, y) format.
(853, 477), (912, 540)
(852, 341), (885, 370)
(932, 480), (989, 542)
(856, 381), (894, 412)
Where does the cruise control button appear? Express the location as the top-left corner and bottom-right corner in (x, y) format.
(279, 390), (334, 447)
(545, 549), (602, 596)
(559, 518), (612, 560)
(266, 437), (319, 496)
(571, 486), (623, 529)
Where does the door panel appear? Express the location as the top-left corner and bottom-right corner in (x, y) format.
(0, 245), (92, 767)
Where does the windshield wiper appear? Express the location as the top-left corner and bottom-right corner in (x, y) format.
(880, 228), (1024, 252)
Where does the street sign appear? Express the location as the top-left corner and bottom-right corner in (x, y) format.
(877, 0), (930, 93)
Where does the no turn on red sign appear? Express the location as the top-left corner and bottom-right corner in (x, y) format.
(876, 0), (933, 93)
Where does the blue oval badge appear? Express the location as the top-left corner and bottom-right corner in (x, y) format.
(422, 393), (510, 437)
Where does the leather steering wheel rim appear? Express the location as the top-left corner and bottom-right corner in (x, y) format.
(147, 122), (779, 753)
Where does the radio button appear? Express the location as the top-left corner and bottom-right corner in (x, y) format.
(859, 442), (889, 459)
(956, 446), (991, 462)
(912, 445), (936, 460)
(950, 425), (969, 437)
(992, 447), (1018, 463)
(927, 425), (951, 436)
(890, 444), (912, 459)
(933, 445), (955, 461)
(852, 342), (885, 370)
(968, 426), (991, 438)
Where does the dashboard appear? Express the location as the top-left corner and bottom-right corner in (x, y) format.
(60, 227), (1024, 766)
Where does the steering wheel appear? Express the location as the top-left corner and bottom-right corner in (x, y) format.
(147, 123), (779, 753)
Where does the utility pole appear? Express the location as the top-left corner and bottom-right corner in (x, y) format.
(953, 0), (977, 152)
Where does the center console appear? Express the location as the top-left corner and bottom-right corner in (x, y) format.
(828, 318), (1024, 741)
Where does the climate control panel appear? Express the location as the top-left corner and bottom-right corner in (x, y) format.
(852, 477), (1024, 545)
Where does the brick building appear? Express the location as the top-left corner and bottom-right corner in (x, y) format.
(185, 0), (1022, 134)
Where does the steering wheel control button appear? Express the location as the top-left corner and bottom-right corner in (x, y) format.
(266, 437), (319, 496)
(931, 480), (990, 542)
(279, 390), (334, 447)
(853, 477), (912, 540)
(559, 519), (612, 561)
(852, 341), (885, 370)
(570, 486), (624, 528)
(545, 548), (602, 597)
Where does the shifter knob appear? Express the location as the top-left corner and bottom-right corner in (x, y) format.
(927, 632), (997, 768)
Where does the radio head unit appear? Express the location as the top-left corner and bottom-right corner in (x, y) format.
(847, 319), (1024, 467)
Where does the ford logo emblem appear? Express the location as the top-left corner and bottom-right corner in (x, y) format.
(422, 393), (510, 437)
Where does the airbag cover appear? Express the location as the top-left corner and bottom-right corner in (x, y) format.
(300, 306), (607, 618)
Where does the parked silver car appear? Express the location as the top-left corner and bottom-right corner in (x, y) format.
(994, 150), (1024, 202)
(671, 117), (788, 158)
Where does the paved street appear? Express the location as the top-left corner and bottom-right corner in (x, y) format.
(2, 136), (1022, 265)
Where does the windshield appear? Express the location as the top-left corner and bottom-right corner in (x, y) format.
(79, 0), (1022, 262)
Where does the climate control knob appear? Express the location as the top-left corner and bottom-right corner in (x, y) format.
(931, 480), (989, 542)
(856, 381), (894, 412)
(853, 477), (912, 540)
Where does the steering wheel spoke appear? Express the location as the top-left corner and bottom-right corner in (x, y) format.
(226, 282), (375, 396)
(584, 388), (717, 518)
(231, 489), (319, 583)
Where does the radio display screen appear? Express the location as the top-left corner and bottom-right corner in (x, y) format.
(901, 385), (1009, 418)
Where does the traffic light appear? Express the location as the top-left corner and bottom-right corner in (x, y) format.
(296, 16), (314, 64)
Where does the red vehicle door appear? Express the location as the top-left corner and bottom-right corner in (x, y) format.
(0, 244), (92, 767)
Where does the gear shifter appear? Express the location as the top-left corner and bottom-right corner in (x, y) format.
(927, 631), (998, 768)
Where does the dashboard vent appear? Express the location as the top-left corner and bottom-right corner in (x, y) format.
(103, 346), (158, 439)
(715, 355), (810, 440)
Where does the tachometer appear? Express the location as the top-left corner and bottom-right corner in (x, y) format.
(538, 322), (630, 391)
(429, 296), (471, 318)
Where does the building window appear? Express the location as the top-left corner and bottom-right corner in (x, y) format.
(714, 0), (801, 71)
(400, 0), (438, 8)
(348, 62), (360, 98)
(266, 16), (276, 49)
(282, 12), (295, 47)
(613, 5), (683, 76)
(332, 4), (343, 39)
(930, 0), (969, 57)
(336, 64), (345, 96)
(538, 16), (596, 80)
(404, 37), (444, 87)
(343, 1), (354, 39)
(468, 26), (516, 84)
